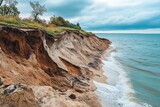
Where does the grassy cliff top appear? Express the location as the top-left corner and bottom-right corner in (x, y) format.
(0, 16), (92, 36)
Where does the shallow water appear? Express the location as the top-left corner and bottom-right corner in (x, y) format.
(95, 33), (160, 107)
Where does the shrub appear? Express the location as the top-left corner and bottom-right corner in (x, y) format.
(0, 4), (20, 16)
(50, 16), (81, 30)
(0, 0), (20, 16)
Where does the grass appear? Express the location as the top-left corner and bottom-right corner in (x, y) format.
(0, 16), (92, 36)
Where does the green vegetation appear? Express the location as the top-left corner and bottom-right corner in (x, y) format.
(0, 0), (20, 16)
(50, 16), (81, 30)
(0, 16), (44, 27)
(0, 0), (92, 36)
(0, 16), (92, 36)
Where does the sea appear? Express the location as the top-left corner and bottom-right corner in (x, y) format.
(94, 33), (160, 107)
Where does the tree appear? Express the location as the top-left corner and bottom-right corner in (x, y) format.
(0, 4), (19, 16)
(30, 1), (47, 21)
(50, 16), (82, 30)
(50, 16), (66, 26)
(76, 23), (81, 30)
(0, 0), (3, 6)
(0, 0), (19, 16)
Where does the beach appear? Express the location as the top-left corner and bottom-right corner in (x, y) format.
(94, 45), (139, 107)
(94, 33), (160, 107)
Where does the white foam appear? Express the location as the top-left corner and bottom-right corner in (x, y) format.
(94, 45), (152, 107)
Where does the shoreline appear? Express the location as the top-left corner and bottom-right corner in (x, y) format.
(92, 46), (113, 107)
(93, 44), (121, 107)
(92, 49), (109, 84)
(93, 43), (151, 107)
(93, 45), (113, 84)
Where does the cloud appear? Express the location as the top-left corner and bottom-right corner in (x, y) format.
(69, 0), (160, 30)
(17, 0), (160, 30)
(18, 0), (91, 19)
(46, 0), (92, 18)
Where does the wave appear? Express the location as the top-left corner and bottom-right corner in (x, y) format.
(122, 63), (157, 76)
(127, 58), (160, 67)
(94, 45), (152, 107)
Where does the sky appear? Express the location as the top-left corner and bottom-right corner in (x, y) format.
(17, 0), (160, 32)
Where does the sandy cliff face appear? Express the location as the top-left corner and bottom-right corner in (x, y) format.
(0, 25), (110, 107)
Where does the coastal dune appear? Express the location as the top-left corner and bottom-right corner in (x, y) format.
(0, 25), (110, 107)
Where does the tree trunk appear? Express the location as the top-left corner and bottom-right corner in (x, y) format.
(34, 13), (38, 21)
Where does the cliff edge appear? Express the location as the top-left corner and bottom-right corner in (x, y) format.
(0, 25), (110, 107)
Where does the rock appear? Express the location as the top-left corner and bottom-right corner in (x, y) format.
(3, 85), (15, 95)
(0, 86), (39, 107)
(3, 83), (25, 95)
(69, 94), (76, 99)
(88, 62), (95, 68)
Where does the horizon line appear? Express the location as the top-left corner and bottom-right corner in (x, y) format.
(88, 28), (160, 34)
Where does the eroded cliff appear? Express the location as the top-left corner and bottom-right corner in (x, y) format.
(0, 25), (110, 107)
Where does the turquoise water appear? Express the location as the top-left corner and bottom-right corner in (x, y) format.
(96, 33), (160, 107)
